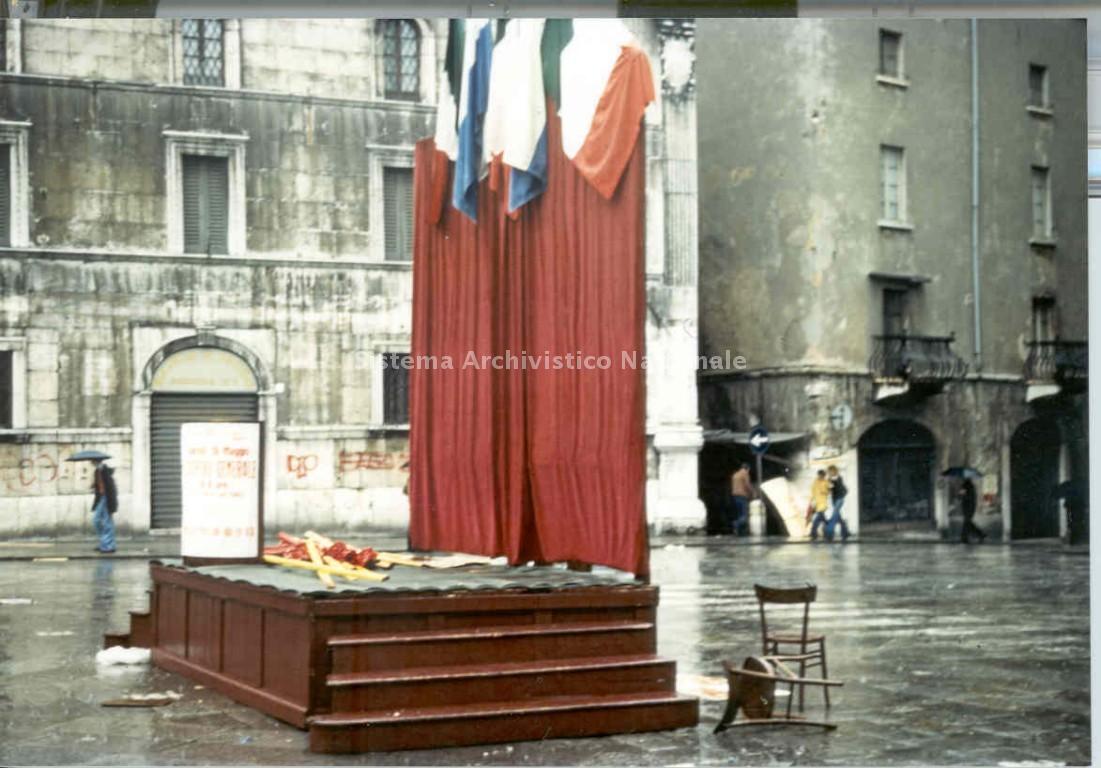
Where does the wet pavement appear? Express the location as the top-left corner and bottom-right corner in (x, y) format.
(0, 540), (1089, 765)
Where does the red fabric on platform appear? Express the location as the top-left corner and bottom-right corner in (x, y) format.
(409, 109), (648, 577)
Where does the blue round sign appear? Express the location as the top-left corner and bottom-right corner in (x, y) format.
(748, 425), (770, 455)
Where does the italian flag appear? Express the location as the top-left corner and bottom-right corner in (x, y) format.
(558, 20), (655, 200)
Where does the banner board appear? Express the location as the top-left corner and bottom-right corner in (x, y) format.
(180, 422), (261, 560)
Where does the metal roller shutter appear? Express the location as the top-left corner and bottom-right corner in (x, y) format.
(150, 392), (259, 530)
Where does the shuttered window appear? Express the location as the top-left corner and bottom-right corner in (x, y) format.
(182, 154), (229, 255)
(382, 352), (410, 425)
(0, 350), (11, 429)
(0, 146), (10, 248)
(383, 166), (414, 262)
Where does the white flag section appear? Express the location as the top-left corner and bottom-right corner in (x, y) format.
(483, 19), (546, 170)
(180, 422), (261, 559)
(558, 19), (636, 160)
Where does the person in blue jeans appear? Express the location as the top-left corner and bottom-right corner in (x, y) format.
(91, 459), (118, 554)
(825, 464), (851, 542)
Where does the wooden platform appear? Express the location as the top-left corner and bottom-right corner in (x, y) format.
(111, 561), (698, 753)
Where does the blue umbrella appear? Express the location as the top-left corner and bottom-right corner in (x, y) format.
(66, 450), (112, 462)
(941, 466), (982, 479)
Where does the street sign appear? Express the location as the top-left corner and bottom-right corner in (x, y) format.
(748, 425), (770, 455)
(830, 404), (853, 431)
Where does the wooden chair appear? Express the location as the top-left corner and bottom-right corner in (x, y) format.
(713, 656), (842, 732)
(754, 583), (829, 711)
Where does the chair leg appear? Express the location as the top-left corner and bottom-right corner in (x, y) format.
(819, 641), (830, 709)
(798, 657), (806, 712)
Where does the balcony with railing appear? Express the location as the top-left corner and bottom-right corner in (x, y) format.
(869, 333), (968, 402)
(1024, 340), (1088, 400)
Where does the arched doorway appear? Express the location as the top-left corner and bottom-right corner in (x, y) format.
(149, 346), (260, 529)
(858, 420), (936, 530)
(1010, 418), (1061, 539)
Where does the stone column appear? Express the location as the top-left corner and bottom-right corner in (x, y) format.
(259, 391), (279, 534)
(645, 19), (706, 533)
(130, 391), (152, 532)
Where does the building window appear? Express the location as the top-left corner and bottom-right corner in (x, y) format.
(380, 19), (420, 100)
(0, 22), (7, 72)
(182, 154), (228, 255)
(0, 349), (11, 429)
(882, 287), (910, 336)
(164, 130), (247, 256)
(181, 19), (224, 87)
(1028, 64), (1049, 109)
(0, 337), (25, 430)
(383, 166), (414, 262)
(0, 145), (10, 247)
(879, 29), (902, 78)
(0, 121), (30, 248)
(1032, 297), (1056, 342)
(1031, 165), (1052, 241)
(382, 352), (411, 425)
(880, 145), (907, 224)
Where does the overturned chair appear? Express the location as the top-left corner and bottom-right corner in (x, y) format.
(713, 655), (843, 732)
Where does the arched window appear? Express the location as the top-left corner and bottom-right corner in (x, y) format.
(380, 19), (420, 101)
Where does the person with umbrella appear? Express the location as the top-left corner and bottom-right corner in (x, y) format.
(944, 467), (986, 544)
(68, 450), (118, 554)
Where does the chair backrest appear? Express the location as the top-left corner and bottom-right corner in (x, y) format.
(754, 583), (817, 651)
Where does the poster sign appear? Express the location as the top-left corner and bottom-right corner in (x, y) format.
(180, 422), (261, 559)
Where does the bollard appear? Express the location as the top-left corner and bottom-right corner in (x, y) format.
(749, 499), (765, 538)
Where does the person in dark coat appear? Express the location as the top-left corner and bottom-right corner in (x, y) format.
(959, 477), (986, 544)
(91, 459), (118, 554)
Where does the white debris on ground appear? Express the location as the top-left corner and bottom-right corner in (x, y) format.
(0, 598), (33, 605)
(95, 646), (152, 666)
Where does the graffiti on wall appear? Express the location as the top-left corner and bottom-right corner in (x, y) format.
(278, 441), (409, 491)
(1, 448), (101, 495)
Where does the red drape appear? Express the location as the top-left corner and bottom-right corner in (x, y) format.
(409, 110), (648, 577)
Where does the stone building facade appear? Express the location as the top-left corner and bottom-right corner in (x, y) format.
(696, 19), (1088, 541)
(0, 18), (705, 538)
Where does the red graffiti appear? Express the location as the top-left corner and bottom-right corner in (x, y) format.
(18, 453), (58, 487)
(338, 451), (409, 473)
(286, 454), (319, 479)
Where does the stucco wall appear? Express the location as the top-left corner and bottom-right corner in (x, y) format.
(696, 19), (1087, 376)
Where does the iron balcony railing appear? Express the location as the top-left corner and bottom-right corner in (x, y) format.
(1024, 340), (1088, 384)
(869, 333), (969, 383)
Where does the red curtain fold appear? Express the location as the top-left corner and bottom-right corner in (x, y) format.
(410, 109), (648, 577)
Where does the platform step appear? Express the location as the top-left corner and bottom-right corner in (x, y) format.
(308, 691), (700, 753)
(328, 654), (675, 710)
(328, 620), (655, 672)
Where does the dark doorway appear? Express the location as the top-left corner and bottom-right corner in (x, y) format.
(858, 420), (935, 529)
(1010, 418), (1061, 539)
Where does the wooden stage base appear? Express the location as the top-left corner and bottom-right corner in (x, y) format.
(111, 561), (699, 753)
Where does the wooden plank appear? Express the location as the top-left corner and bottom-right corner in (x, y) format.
(311, 586), (658, 618)
(262, 610), (312, 707)
(308, 693), (699, 753)
(329, 656), (677, 711)
(153, 648), (309, 729)
(222, 601), (263, 688)
(185, 591), (221, 670)
(155, 583), (188, 660)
